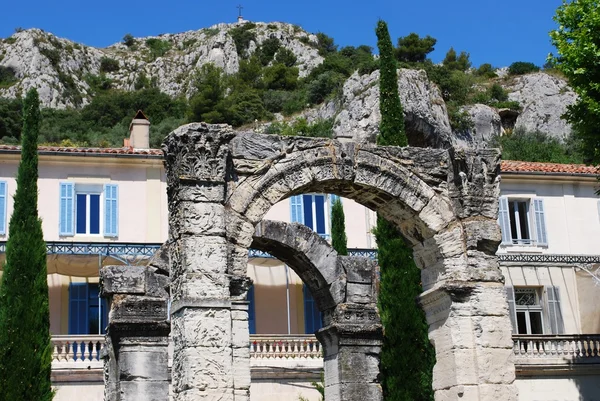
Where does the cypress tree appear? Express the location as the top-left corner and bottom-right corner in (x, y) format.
(376, 20), (408, 147)
(0, 88), (53, 401)
(331, 197), (348, 256)
(374, 20), (435, 401)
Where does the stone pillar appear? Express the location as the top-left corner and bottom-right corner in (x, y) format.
(164, 124), (238, 400)
(317, 304), (383, 401)
(420, 284), (518, 401)
(101, 265), (170, 401)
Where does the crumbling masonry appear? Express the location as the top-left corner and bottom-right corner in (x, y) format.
(101, 123), (519, 401)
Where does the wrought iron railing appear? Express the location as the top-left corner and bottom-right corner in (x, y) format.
(0, 241), (161, 257)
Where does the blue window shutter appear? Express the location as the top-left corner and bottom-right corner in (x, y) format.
(498, 197), (511, 245)
(59, 182), (74, 236)
(247, 286), (256, 334)
(533, 198), (548, 246)
(69, 283), (89, 335)
(104, 184), (118, 237)
(314, 195), (326, 235)
(0, 181), (6, 235)
(290, 195), (304, 223)
(303, 195), (314, 229)
(303, 284), (322, 334)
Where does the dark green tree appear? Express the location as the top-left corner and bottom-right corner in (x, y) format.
(442, 47), (472, 71)
(0, 88), (53, 401)
(376, 21), (407, 147)
(375, 20), (435, 401)
(396, 33), (436, 63)
(330, 197), (347, 256)
(549, 0), (600, 164)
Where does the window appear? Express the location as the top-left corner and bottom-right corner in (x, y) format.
(303, 284), (322, 334)
(506, 286), (564, 334)
(69, 283), (108, 335)
(290, 194), (335, 239)
(59, 182), (118, 237)
(498, 197), (547, 246)
(0, 181), (6, 235)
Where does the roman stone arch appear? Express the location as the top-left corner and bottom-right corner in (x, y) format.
(162, 123), (518, 401)
(252, 219), (382, 400)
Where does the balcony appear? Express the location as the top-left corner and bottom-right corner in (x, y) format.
(52, 334), (600, 376)
(51, 334), (323, 378)
(513, 334), (600, 373)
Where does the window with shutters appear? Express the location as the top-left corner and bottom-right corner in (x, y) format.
(290, 194), (335, 239)
(498, 197), (548, 246)
(59, 182), (118, 237)
(69, 283), (108, 335)
(0, 181), (6, 235)
(505, 286), (564, 335)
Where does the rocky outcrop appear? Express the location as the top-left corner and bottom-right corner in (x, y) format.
(0, 22), (323, 108)
(504, 72), (576, 139)
(456, 104), (503, 148)
(331, 69), (453, 148)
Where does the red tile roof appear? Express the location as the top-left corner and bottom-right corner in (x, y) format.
(0, 145), (163, 157)
(501, 160), (598, 175)
(0, 145), (596, 176)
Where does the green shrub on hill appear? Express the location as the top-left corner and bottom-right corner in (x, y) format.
(508, 61), (540, 75)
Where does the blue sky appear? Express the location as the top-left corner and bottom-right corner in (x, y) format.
(0, 0), (563, 68)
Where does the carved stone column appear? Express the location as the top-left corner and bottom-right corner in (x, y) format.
(317, 304), (383, 401)
(164, 124), (239, 400)
(101, 265), (170, 401)
(420, 284), (518, 401)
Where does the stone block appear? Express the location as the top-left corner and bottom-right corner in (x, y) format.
(171, 346), (233, 393)
(473, 316), (513, 349)
(341, 257), (375, 284)
(171, 272), (230, 302)
(175, 202), (226, 237)
(475, 347), (516, 384)
(171, 308), (232, 349)
(110, 295), (168, 323)
(232, 347), (251, 389)
(171, 236), (228, 277)
(145, 270), (169, 298)
(176, 182), (227, 203)
(419, 195), (455, 233)
(346, 282), (372, 304)
(432, 349), (478, 390)
(120, 381), (169, 401)
(119, 347), (169, 381)
(336, 349), (380, 382)
(478, 383), (518, 401)
(231, 319), (250, 348)
(101, 265), (147, 295)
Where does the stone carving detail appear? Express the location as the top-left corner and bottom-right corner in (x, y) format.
(98, 123), (518, 401)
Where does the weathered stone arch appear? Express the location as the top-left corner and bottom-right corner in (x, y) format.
(252, 220), (382, 401)
(162, 123), (518, 401)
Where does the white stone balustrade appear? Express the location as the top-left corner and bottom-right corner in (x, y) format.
(250, 335), (322, 359)
(513, 335), (600, 363)
(51, 335), (105, 369)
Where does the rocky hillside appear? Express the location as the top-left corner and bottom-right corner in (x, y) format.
(0, 22), (577, 148)
(0, 23), (322, 108)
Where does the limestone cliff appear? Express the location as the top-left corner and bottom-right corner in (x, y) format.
(0, 23), (577, 148)
(0, 23), (322, 109)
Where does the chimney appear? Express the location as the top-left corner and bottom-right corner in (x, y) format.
(128, 110), (150, 149)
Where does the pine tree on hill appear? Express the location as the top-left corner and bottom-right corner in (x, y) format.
(331, 197), (348, 256)
(374, 20), (435, 401)
(0, 88), (53, 401)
